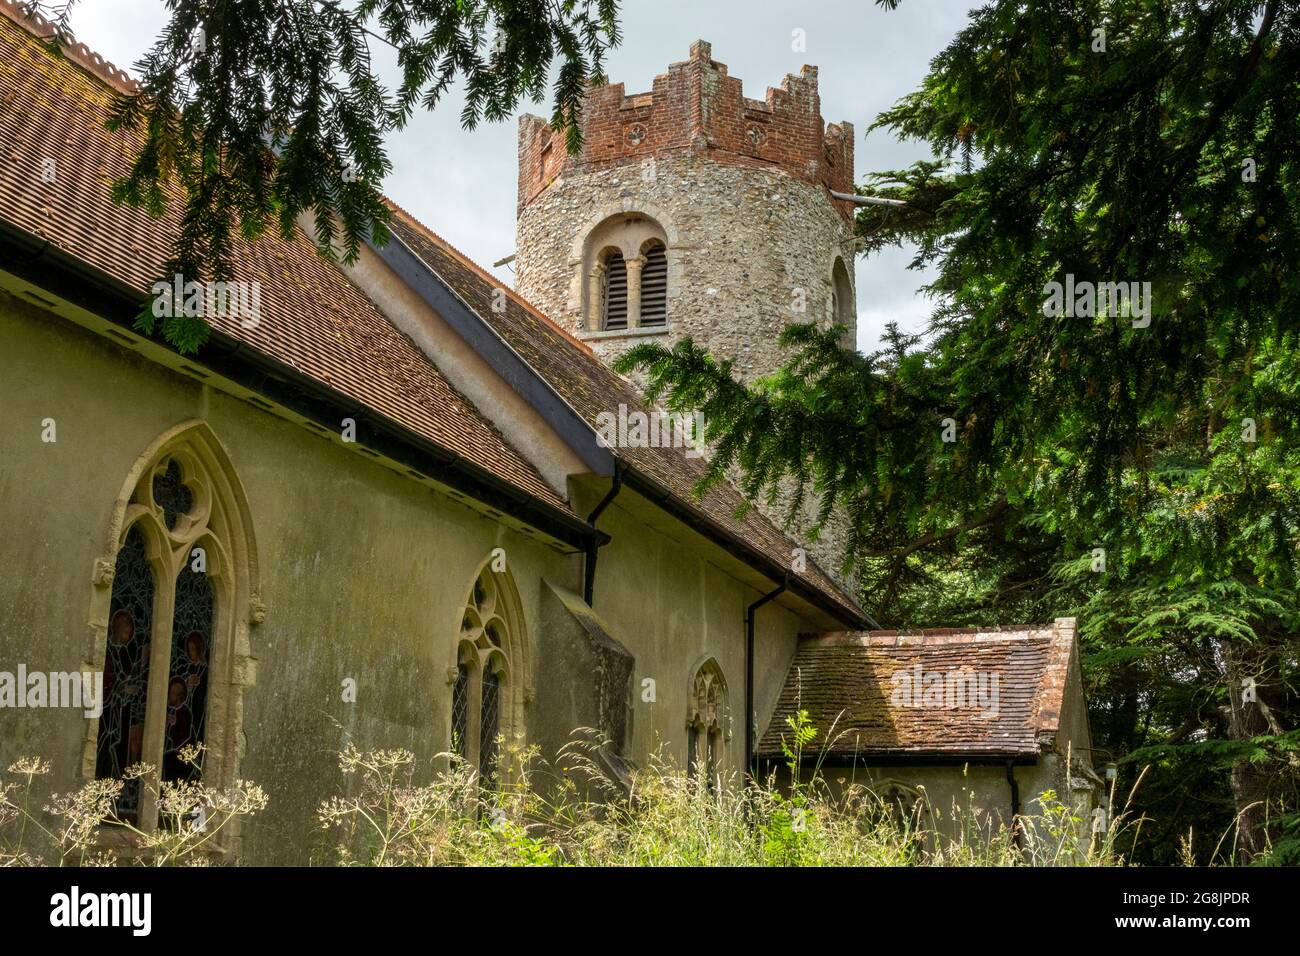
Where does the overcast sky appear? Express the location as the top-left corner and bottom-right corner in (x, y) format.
(64, 0), (971, 351)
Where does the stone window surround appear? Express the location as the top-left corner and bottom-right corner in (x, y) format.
(829, 253), (858, 349)
(84, 420), (260, 853)
(446, 557), (532, 781)
(830, 254), (855, 326)
(570, 201), (682, 336)
(579, 324), (672, 343)
(871, 779), (931, 824)
(686, 656), (730, 777)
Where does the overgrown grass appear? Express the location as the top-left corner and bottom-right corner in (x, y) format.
(0, 746), (265, 866)
(2, 728), (1171, 866)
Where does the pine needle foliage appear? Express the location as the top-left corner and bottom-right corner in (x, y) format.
(616, 0), (1300, 863)
(32, 0), (620, 351)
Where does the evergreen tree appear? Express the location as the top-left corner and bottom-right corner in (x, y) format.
(618, 0), (1300, 862)
(33, 0), (619, 351)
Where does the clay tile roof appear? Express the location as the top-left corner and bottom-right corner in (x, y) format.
(0, 7), (569, 517)
(757, 618), (1078, 760)
(383, 205), (865, 623)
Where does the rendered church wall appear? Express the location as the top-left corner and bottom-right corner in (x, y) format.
(0, 294), (578, 863)
(760, 673), (1099, 848)
(762, 759), (1064, 846)
(563, 481), (809, 776)
(0, 290), (831, 860)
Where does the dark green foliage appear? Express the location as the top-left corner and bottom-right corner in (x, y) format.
(618, 0), (1300, 862)
(35, 0), (618, 351)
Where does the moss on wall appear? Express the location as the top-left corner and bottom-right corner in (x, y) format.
(0, 292), (825, 861)
(0, 295), (575, 862)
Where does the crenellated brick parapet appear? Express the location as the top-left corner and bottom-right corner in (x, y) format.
(514, 40), (860, 587)
(518, 40), (854, 219)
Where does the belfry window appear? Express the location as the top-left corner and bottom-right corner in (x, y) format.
(601, 251), (629, 331)
(831, 256), (855, 325)
(640, 242), (668, 326)
(582, 212), (671, 332)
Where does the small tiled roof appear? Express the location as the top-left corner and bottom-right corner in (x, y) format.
(0, 6), (568, 516)
(757, 619), (1077, 760)
(384, 207), (865, 623)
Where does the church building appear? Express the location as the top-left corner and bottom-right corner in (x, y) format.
(0, 0), (1097, 862)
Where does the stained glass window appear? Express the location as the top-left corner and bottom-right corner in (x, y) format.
(95, 525), (154, 823)
(163, 563), (213, 785)
(151, 459), (193, 530)
(93, 425), (256, 838)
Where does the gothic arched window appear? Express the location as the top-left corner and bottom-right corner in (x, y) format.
(874, 780), (928, 825)
(687, 659), (729, 784)
(90, 422), (258, 835)
(453, 563), (527, 786)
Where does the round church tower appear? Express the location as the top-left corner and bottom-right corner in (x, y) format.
(514, 40), (858, 381)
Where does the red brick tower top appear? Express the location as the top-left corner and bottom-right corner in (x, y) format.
(518, 40), (855, 219)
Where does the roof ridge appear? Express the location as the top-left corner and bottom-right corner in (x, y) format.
(0, 0), (139, 93)
(802, 626), (1059, 650)
(868, 624), (1040, 639)
(383, 199), (595, 356)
